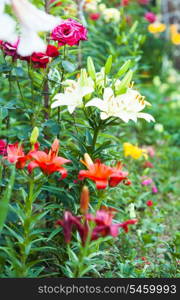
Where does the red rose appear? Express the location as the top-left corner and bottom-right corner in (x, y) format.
(51, 19), (87, 46)
(46, 44), (60, 57)
(24, 44), (59, 68)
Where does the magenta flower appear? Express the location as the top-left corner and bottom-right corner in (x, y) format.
(0, 140), (7, 156)
(141, 178), (153, 186)
(152, 185), (158, 194)
(144, 12), (156, 23)
(51, 19), (87, 46)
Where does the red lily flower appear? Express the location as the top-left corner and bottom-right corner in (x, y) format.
(28, 138), (70, 178)
(86, 207), (137, 240)
(4, 142), (28, 169)
(78, 153), (130, 189)
(119, 219), (138, 233)
(57, 207), (138, 245)
(109, 162), (129, 187)
(56, 211), (88, 244)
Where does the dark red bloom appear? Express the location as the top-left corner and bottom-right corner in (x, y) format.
(46, 44), (60, 57)
(146, 200), (153, 207)
(0, 40), (20, 60)
(119, 219), (138, 233)
(89, 13), (100, 21)
(28, 138), (70, 178)
(25, 44), (59, 68)
(0, 140), (7, 156)
(143, 161), (154, 168)
(121, 0), (130, 6)
(57, 207), (138, 245)
(56, 211), (88, 244)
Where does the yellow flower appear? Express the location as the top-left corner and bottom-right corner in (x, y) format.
(169, 24), (180, 45)
(148, 23), (166, 34)
(170, 24), (178, 34)
(171, 33), (180, 45)
(123, 143), (148, 160)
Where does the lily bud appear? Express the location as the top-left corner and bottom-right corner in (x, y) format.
(80, 186), (90, 214)
(129, 203), (136, 218)
(105, 55), (112, 75)
(30, 127), (39, 145)
(51, 138), (59, 156)
(116, 59), (131, 78)
(116, 70), (133, 95)
(84, 153), (93, 166)
(79, 69), (88, 87)
(87, 56), (96, 80)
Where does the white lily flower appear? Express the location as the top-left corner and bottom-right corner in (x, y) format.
(0, 0), (61, 56)
(12, 0), (61, 56)
(51, 71), (94, 114)
(86, 87), (119, 120)
(86, 87), (155, 123)
(0, 0), (17, 43)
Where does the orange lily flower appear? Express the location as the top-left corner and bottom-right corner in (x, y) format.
(78, 154), (130, 189)
(28, 138), (70, 179)
(78, 153), (114, 189)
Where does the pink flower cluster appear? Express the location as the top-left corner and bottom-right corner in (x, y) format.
(141, 176), (158, 194)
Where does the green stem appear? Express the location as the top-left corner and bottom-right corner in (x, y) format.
(20, 178), (35, 277)
(73, 224), (93, 278)
(91, 120), (103, 153)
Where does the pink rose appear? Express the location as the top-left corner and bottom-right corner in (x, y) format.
(144, 12), (156, 23)
(51, 19), (88, 46)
